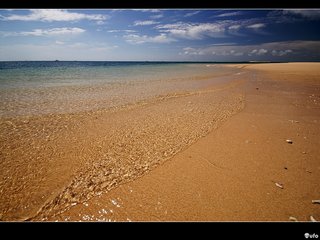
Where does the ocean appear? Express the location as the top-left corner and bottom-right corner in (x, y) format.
(0, 61), (237, 117)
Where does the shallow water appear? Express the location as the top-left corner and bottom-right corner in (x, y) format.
(0, 62), (238, 117)
(0, 62), (245, 221)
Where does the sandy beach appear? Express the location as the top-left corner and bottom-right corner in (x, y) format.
(0, 63), (319, 221)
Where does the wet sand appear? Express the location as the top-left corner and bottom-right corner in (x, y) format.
(47, 63), (320, 222)
(1, 63), (319, 221)
(0, 65), (244, 221)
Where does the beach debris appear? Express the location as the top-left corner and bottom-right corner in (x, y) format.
(312, 200), (320, 204)
(101, 208), (108, 214)
(275, 182), (284, 189)
(306, 170), (312, 174)
(284, 167), (288, 170)
(302, 151), (307, 154)
(256, 87), (259, 90)
(111, 199), (121, 208)
(289, 120), (299, 123)
(310, 216), (317, 222)
(289, 216), (298, 222)
(286, 139), (293, 144)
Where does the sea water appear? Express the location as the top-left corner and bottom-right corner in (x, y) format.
(0, 61), (233, 117)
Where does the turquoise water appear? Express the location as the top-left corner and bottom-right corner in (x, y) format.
(0, 62), (192, 88)
(0, 61), (236, 117)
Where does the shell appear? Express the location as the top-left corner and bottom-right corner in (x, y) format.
(275, 183), (284, 189)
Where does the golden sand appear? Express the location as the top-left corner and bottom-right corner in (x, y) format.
(48, 63), (320, 222)
(1, 63), (319, 222)
(0, 66), (245, 221)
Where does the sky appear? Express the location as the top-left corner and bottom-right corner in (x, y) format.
(0, 9), (320, 61)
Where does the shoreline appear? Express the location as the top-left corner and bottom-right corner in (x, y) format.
(47, 63), (320, 222)
(0, 64), (245, 221)
(0, 63), (319, 221)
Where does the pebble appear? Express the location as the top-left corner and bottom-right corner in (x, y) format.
(289, 120), (299, 123)
(310, 216), (317, 222)
(289, 216), (298, 222)
(111, 199), (118, 206)
(275, 182), (284, 189)
(286, 139), (293, 144)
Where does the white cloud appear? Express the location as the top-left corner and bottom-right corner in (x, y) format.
(246, 23), (266, 29)
(0, 42), (118, 61)
(234, 52), (244, 56)
(124, 33), (176, 44)
(184, 11), (201, 17)
(271, 49), (293, 56)
(156, 22), (227, 40)
(1, 27), (85, 37)
(229, 25), (241, 30)
(96, 20), (106, 25)
(209, 43), (236, 46)
(150, 14), (163, 19)
(183, 46), (244, 57)
(215, 11), (242, 17)
(133, 20), (159, 26)
(249, 48), (268, 56)
(283, 9), (320, 19)
(250, 49), (257, 54)
(180, 41), (320, 59)
(55, 40), (65, 45)
(0, 9), (108, 22)
(156, 19), (269, 40)
(132, 9), (161, 13)
(183, 47), (198, 55)
(107, 29), (136, 33)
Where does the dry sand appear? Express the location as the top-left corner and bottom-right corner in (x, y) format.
(1, 63), (319, 222)
(47, 63), (320, 222)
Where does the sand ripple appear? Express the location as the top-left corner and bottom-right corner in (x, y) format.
(0, 72), (245, 221)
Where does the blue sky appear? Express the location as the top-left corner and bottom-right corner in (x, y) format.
(0, 9), (320, 61)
